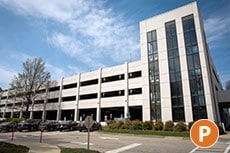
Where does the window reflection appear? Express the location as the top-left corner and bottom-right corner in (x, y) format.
(165, 20), (185, 122)
(182, 14), (207, 120)
(147, 30), (161, 121)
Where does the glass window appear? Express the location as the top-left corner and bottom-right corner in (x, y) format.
(173, 49), (179, 57)
(174, 58), (180, 72)
(186, 46), (192, 54)
(183, 14), (207, 121)
(167, 38), (173, 49)
(190, 31), (197, 45)
(147, 32), (152, 42)
(193, 54), (201, 69)
(154, 61), (159, 72)
(187, 55), (194, 70)
(147, 29), (161, 121)
(168, 49), (174, 58)
(175, 72), (181, 81)
(152, 31), (157, 41)
(166, 20), (185, 122)
(170, 73), (175, 82)
(149, 54), (153, 62)
(153, 41), (158, 53)
(169, 58), (174, 72)
(192, 45), (198, 53)
(195, 68), (202, 77)
(148, 43), (153, 55)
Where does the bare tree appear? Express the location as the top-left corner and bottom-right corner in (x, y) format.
(226, 80), (230, 90)
(10, 58), (51, 118)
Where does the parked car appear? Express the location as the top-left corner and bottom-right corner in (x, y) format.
(0, 122), (17, 132)
(39, 120), (58, 131)
(78, 121), (101, 132)
(0, 118), (5, 123)
(18, 119), (41, 132)
(58, 121), (78, 131)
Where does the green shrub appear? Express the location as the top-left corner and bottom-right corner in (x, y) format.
(5, 118), (25, 123)
(154, 121), (164, 131)
(164, 120), (174, 131)
(107, 120), (117, 130)
(0, 141), (29, 153)
(188, 121), (194, 130)
(131, 120), (143, 130)
(121, 121), (132, 130)
(174, 122), (187, 132)
(116, 121), (124, 129)
(143, 121), (153, 130)
(61, 147), (100, 153)
(107, 120), (115, 126)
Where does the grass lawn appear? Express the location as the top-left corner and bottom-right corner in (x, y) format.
(0, 141), (29, 153)
(100, 127), (190, 138)
(60, 147), (100, 153)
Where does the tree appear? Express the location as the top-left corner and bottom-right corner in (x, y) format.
(10, 58), (51, 118)
(226, 80), (230, 90)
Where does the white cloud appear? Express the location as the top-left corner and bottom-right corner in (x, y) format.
(48, 32), (84, 57)
(0, 66), (17, 89)
(10, 52), (35, 62)
(0, 0), (140, 68)
(46, 63), (67, 80)
(204, 15), (230, 43)
(67, 65), (83, 74)
(9, 52), (71, 82)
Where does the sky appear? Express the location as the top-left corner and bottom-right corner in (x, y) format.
(0, 0), (229, 89)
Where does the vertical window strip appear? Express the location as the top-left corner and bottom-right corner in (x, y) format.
(182, 14), (207, 121)
(165, 20), (185, 122)
(147, 30), (161, 121)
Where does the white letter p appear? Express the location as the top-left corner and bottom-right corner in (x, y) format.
(199, 126), (211, 142)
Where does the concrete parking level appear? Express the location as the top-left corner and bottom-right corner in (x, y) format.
(0, 131), (230, 153)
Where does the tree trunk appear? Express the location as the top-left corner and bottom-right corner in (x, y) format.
(25, 102), (31, 119)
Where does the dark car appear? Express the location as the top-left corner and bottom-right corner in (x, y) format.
(39, 120), (58, 131)
(0, 122), (17, 132)
(58, 121), (78, 131)
(78, 121), (101, 132)
(18, 119), (41, 132)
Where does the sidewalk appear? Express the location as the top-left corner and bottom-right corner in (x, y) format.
(13, 140), (60, 153)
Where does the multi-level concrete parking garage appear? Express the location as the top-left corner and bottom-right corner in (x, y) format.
(0, 2), (229, 130)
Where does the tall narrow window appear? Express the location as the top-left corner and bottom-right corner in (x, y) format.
(182, 14), (207, 121)
(165, 20), (185, 121)
(147, 30), (161, 120)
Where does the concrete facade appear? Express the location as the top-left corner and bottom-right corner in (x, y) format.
(0, 2), (227, 125)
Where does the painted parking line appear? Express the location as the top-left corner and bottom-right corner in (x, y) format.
(71, 141), (94, 146)
(189, 147), (199, 153)
(100, 136), (119, 140)
(189, 142), (230, 153)
(105, 143), (142, 153)
(224, 145), (230, 153)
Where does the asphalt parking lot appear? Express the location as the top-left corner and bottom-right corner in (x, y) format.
(0, 131), (230, 153)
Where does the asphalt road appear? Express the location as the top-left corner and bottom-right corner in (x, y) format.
(0, 131), (229, 153)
